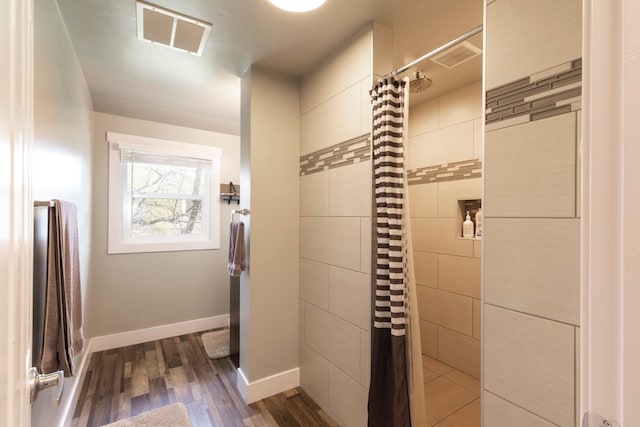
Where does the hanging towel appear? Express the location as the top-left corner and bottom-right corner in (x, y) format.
(40, 200), (84, 377)
(228, 221), (246, 277)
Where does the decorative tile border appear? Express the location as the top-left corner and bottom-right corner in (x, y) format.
(407, 159), (482, 185)
(299, 134), (371, 176)
(485, 58), (582, 130)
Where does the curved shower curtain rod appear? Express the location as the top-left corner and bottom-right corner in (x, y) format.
(383, 25), (484, 79)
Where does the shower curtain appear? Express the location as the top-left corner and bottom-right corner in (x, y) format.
(368, 76), (426, 427)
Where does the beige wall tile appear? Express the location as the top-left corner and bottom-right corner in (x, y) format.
(484, 391), (556, 427)
(412, 218), (474, 257)
(485, 113), (577, 218)
(438, 254), (481, 299)
(300, 171), (329, 217)
(437, 178), (482, 218)
(410, 121), (475, 170)
(329, 266), (370, 330)
(300, 343), (330, 407)
(420, 319), (438, 359)
(575, 327), (580, 426)
(473, 239), (481, 259)
(360, 330), (371, 387)
(330, 28), (372, 98)
(484, 218), (580, 325)
(409, 98), (438, 137)
(438, 327), (480, 378)
(329, 364), (368, 427)
(373, 22), (394, 77)
(484, 305), (575, 427)
(301, 58), (331, 114)
(577, 110), (581, 218)
(417, 286), (473, 336)
(473, 118), (483, 160)
(360, 217), (372, 274)
(300, 114), (307, 154)
(472, 299), (481, 339)
(300, 217), (361, 270)
(329, 160), (372, 217)
(409, 183), (438, 218)
(305, 304), (361, 380)
(361, 77), (373, 135)
(438, 82), (482, 129)
(300, 258), (329, 310)
(486, 0), (582, 89)
(414, 251), (438, 288)
(305, 84), (362, 153)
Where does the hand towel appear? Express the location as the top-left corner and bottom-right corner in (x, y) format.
(40, 200), (84, 377)
(228, 221), (246, 277)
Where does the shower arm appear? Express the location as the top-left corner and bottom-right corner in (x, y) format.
(383, 25), (484, 79)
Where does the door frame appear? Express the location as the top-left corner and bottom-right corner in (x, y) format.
(0, 0), (34, 426)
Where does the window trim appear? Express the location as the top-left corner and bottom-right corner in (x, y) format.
(107, 131), (222, 254)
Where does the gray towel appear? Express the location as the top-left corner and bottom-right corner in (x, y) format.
(228, 221), (245, 277)
(40, 200), (84, 377)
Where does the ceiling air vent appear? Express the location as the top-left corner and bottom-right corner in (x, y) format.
(430, 41), (482, 69)
(136, 1), (212, 56)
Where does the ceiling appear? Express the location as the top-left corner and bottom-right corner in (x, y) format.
(55, 0), (483, 135)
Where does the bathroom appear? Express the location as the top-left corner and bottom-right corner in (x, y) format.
(4, 0), (632, 426)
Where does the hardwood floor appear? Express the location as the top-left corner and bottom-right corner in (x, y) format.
(70, 330), (338, 427)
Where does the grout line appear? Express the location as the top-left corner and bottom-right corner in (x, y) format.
(483, 302), (580, 328)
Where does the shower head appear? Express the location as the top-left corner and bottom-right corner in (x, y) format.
(409, 70), (433, 93)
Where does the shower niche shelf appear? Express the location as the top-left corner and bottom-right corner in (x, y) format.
(457, 199), (482, 240)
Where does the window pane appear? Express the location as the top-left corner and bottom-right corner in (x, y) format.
(131, 198), (203, 236)
(128, 161), (206, 196)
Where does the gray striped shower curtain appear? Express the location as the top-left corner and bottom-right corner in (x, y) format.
(368, 76), (426, 427)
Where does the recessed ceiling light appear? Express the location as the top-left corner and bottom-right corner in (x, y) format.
(267, 0), (327, 13)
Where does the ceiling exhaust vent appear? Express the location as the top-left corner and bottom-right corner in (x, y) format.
(136, 1), (212, 56)
(430, 41), (482, 69)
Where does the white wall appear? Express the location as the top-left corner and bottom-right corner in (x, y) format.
(239, 66), (300, 392)
(31, 0), (93, 425)
(89, 112), (240, 337)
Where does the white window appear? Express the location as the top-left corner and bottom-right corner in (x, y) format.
(107, 132), (221, 254)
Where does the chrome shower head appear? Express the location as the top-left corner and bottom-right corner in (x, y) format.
(409, 70), (433, 93)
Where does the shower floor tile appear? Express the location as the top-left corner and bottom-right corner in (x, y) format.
(423, 356), (480, 426)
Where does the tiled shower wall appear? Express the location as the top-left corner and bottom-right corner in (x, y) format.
(298, 24), (392, 427)
(483, 0), (582, 426)
(407, 82), (483, 378)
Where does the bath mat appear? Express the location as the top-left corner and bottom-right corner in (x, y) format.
(201, 329), (230, 359)
(101, 403), (192, 427)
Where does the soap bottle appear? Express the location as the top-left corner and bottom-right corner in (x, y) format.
(462, 211), (474, 238)
(475, 208), (483, 238)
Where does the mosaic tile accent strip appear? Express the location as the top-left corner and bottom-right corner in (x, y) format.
(486, 58), (582, 128)
(407, 159), (482, 185)
(299, 133), (371, 176)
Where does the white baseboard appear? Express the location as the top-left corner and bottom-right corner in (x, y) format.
(91, 314), (229, 352)
(236, 367), (300, 404)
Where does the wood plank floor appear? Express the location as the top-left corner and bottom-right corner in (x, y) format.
(70, 330), (338, 427)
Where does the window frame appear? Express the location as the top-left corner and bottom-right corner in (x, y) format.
(107, 131), (222, 254)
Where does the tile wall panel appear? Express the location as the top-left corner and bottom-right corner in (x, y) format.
(328, 267), (370, 330)
(420, 320), (438, 359)
(484, 218), (580, 325)
(408, 98), (438, 137)
(484, 392), (556, 427)
(472, 299), (481, 339)
(330, 30), (372, 98)
(299, 258), (329, 310)
(417, 286), (473, 336)
(438, 327), (480, 378)
(360, 217), (372, 274)
(437, 178), (482, 218)
(484, 305), (575, 427)
(413, 251), (438, 288)
(300, 343), (330, 407)
(438, 82), (483, 129)
(484, 112), (576, 218)
(329, 161), (372, 217)
(329, 364), (368, 427)
(300, 171), (329, 217)
(438, 254), (481, 299)
(411, 218), (474, 257)
(359, 330), (371, 387)
(410, 121), (475, 170)
(299, 217), (361, 271)
(486, 0), (582, 89)
(304, 304), (361, 381)
(408, 183), (438, 218)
